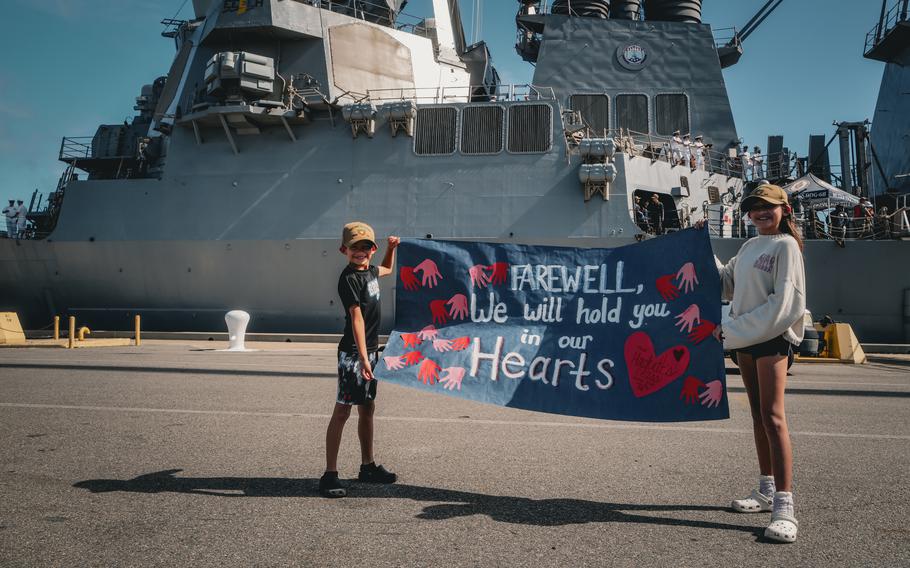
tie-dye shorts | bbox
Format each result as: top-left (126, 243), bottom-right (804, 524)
top-left (336, 350), bottom-right (379, 405)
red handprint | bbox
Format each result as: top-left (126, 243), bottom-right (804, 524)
top-left (680, 376), bottom-right (706, 405)
top-left (400, 266), bottom-right (420, 291)
top-left (656, 274), bottom-right (680, 301)
top-left (447, 293), bottom-right (469, 320)
top-left (418, 358), bottom-right (441, 385)
top-left (414, 259), bottom-right (442, 288)
top-left (430, 299), bottom-right (449, 325)
top-left (401, 351), bottom-right (424, 366)
top-left (688, 320), bottom-right (717, 345)
top-left (469, 264), bottom-right (491, 289)
top-left (488, 262), bottom-right (509, 286)
top-left (401, 333), bottom-right (422, 348)
top-left (450, 336), bottom-right (471, 351)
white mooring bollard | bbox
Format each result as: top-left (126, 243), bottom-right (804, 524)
top-left (224, 310), bottom-right (251, 351)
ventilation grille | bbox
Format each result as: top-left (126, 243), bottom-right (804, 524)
top-left (571, 94), bottom-right (610, 134)
top-left (615, 94), bottom-right (649, 134)
top-left (507, 104), bottom-right (552, 153)
top-left (654, 94), bottom-right (689, 136)
top-left (461, 106), bottom-right (504, 154)
top-left (415, 107), bottom-right (458, 155)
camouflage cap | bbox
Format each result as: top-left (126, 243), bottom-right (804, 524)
top-left (341, 221), bottom-right (376, 248)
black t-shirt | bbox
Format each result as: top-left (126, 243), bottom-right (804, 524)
top-left (338, 264), bottom-right (381, 353)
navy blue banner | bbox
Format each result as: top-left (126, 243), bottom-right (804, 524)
top-left (378, 229), bottom-right (728, 422)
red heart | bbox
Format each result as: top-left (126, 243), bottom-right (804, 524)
top-left (624, 332), bottom-right (691, 398)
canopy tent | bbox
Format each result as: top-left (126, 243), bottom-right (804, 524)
top-left (782, 173), bottom-right (860, 205)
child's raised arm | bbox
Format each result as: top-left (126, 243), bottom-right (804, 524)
top-left (378, 236), bottom-right (400, 277)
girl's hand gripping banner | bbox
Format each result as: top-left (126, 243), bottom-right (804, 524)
top-left (379, 229), bottom-right (729, 422)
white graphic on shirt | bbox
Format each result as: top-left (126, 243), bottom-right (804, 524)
top-left (367, 278), bottom-right (380, 300)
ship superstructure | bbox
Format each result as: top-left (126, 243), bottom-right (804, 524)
top-left (2, 0), bottom-right (909, 343)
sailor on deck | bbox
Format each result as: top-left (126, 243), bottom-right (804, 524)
top-left (739, 144), bottom-right (753, 180)
top-left (694, 135), bottom-right (706, 169)
top-left (671, 130), bottom-right (683, 165)
top-left (682, 134), bottom-right (692, 168)
top-left (3, 200), bottom-right (15, 238)
top-left (15, 200), bottom-right (27, 239)
top-left (753, 146), bottom-right (764, 180)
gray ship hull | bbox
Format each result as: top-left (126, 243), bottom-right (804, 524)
top-left (2, 234), bottom-right (908, 343)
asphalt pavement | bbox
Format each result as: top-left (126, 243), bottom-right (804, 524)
top-left (1, 341), bottom-right (908, 567)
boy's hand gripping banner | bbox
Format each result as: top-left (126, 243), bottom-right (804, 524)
top-left (379, 229), bottom-right (728, 422)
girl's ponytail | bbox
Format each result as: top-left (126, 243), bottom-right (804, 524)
top-left (779, 206), bottom-right (804, 252)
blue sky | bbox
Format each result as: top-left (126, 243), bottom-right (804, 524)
top-left (0, 0), bottom-right (887, 208)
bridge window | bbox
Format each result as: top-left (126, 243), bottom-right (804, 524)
top-left (654, 94), bottom-right (690, 136)
top-left (570, 94), bottom-right (610, 134)
top-left (615, 94), bottom-right (649, 134)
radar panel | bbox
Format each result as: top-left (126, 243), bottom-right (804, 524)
top-left (414, 107), bottom-right (458, 156)
top-left (461, 106), bottom-right (504, 155)
top-left (507, 104), bottom-right (552, 154)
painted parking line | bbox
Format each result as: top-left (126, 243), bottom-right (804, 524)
top-left (2, 402), bottom-right (908, 441)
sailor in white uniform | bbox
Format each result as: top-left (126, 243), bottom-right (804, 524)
top-left (3, 200), bottom-right (15, 238)
top-left (15, 200), bottom-right (27, 239)
top-left (739, 144), bottom-right (752, 180)
top-left (753, 146), bottom-right (764, 180)
top-left (682, 134), bottom-right (692, 168)
top-left (671, 130), bottom-right (683, 165)
top-left (694, 135), bottom-right (706, 169)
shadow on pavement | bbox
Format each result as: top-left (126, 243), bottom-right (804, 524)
top-left (73, 469), bottom-right (761, 535)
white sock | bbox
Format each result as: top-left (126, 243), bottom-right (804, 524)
top-left (759, 475), bottom-right (776, 498)
top-left (773, 491), bottom-right (795, 517)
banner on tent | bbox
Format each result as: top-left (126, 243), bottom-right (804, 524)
top-left (377, 229), bottom-right (729, 422)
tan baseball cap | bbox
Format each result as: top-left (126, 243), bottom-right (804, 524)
top-left (742, 184), bottom-right (788, 211)
top-left (341, 221), bottom-right (376, 248)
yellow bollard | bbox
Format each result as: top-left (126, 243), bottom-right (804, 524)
top-left (78, 326), bottom-right (91, 341)
top-left (68, 316), bottom-right (75, 349)
top-left (134, 314), bottom-right (141, 347)
top-left (53, 316), bottom-right (60, 340)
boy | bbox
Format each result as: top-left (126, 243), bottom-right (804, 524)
top-left (320, 221), bottom-right (399, 498)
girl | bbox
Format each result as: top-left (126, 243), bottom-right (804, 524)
top-left (708, 183), bottom-right (806, 543)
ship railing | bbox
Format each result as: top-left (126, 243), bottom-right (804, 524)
top-left (59, 137), bottom-right (93, 161)
top-left (866, 0), bottom-right (910, 54)
top-left (713, 26), bottom-right (739, 48)
top-left (803, 207), bottom-right (910, 241)
top-left (312, 0), bottom-right (425, 31)
top-left (363, 84), bottom-right (557, 104)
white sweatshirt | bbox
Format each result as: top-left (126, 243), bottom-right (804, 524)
top-left (715, 233), bottom-right (806, 350)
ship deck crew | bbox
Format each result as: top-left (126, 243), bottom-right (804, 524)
top-left (671, 130), bottom-right (683, 165)
top-left (15, 200), bottom-right (27, 239)
top-left (2, 200), bottom-right (14, 238)
top-left (740, 145), bottom-right (753, 181)
top-left (647, 194), bottom-right (665, 234)
top-left (700, 184), bottom-right (806, 544)
top-left (682, 134), bottom-right (692, 168)
top-left (694, 135), bottom-right (705, 169)
top-left (753, 146), bottom-right (764, 179)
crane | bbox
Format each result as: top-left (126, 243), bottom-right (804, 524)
top-left (717, 0), bottom-right (786, 69)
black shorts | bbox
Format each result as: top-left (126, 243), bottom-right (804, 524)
top-left (336, 350), bottom-right (379, 405)
top-left (735, 335), bottom-right (794, 360)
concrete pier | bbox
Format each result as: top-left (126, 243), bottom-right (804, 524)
top-left (1, 341), bottom-right (908, 566)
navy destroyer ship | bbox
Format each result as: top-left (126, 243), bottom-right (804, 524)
top-left (2, 0), bottom-right (909, 342)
